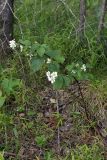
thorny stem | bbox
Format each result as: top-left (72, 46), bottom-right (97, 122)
top-left (73, 76), bottom-right (90, 120)
top-left (55, 91), bottom-right (61, 155)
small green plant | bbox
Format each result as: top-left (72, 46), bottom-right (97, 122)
top-left (44, 151), bottom-right (53, 160)
top-left (0, 65), bottom-right (23, 109)
top-left (0, 78), bottom-right (22, 109)
top-left (11, 39), bottom-right (92, 90)
top-left (1, 78), bottom-right (21, 95)
top-left (71, 144), bottom-right (104, 160)
top-left (35, 135), bottom-right (47, 147)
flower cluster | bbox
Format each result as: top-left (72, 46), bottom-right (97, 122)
top-left (71, 63), bottom-right (86, 74)
top-left (9, 39), bottom-right (16, 50)
top-left (9, 39), bottom-right (23, 53)
top-left (46, 71), bottom-right (58, 84)
top-left (81, 64), bottom-right (86, 72)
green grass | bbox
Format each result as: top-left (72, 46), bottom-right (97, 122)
top-left (0, 0), bottom-right (107, 159)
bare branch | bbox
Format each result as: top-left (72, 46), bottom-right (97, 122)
top-left (98, 0), bottom-right (107, 37)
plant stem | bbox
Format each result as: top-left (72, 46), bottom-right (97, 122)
top-left (56, 91), bottom-right (61, 155)
top-left (73, 77), bottom-right (89, 120)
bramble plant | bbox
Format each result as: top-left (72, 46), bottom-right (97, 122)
top-left (0, 77), bottom-right (21, 108)
top-left (0, 63), bottom-right (22, 108)
top-left (9, 39), bottom-right (92, 90)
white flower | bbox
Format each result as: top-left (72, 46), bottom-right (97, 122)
top-left (9, 39), bottom-right (16, 49)
top-left (81, 64), bottom-right (86, 72)
top-left (51, 77), bottom-right (55, 84)
top-left (20, 45), bottom-right (23, 52)
top-left (71, 70), bottom-right (76, 74)
top-left (46, 71), bottom-right (51, 81)
top-left (51, 72), bottom-right (57, 77)
top-left (47, 58), bottom-right (51, 64)
top-left (46, 71), bottom-right (58, 84)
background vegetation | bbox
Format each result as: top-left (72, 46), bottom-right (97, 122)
top-left (0, 0), bottom-right (107, 159)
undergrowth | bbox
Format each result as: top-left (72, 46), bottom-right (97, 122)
top-left (0, 0), bottom-right (107, 159)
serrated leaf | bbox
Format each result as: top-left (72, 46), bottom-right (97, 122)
top-left (46, 50), bottom-right (60, 58)
top-left (66, 64), bottom-right (74, 71)
top-left (54, 54), bottom-right (65, 63)
top-left (37, 46), bottom-right (45, 57)
top-left (48, 63), bottom-right (60, 72)
top-left (31, 43), bottom-right (40, 52)
top-left (46, 50), bottom-right (64, 63)
top-left (41, 44), bottom-right (48, 49)
top-left (31, 58), bottom-right (44, 72)
top-left (19, 40), bottom-right (31, 46)
top-left (53, 75), bottom-right (64, 89)
top-left (1, 78), bottom-right (21, 94)
top-left (63, 76), bottom-right (71, 87)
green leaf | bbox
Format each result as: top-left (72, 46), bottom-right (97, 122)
top-left (48, 63), bottom-right (60, 72)
top-left (19, 40), bottom-right (31, 46)
top-left (54, 54), bottom-right (65, 63)
top-left (77, 71), bottom-right (82, 79)
top-left (0, 96), bottom-right (6, 108)
top-left (53, 75), bottom-right (64, 89)
top-left (1, 78), bottom-right (21, 94)
top-left (41, 44), bottom-right (49, 49)
top-left (66, 64), bottom-right (74, 71)
top-left (46, 50), bottom-right (65, 63)
top-left (63, 76), bottom-right (71, 87)
top-left (46, 50), bottom-right (60, 58)
top-left (31, 43), bottom-right (40, 52)
top-left (31, 58), bottom-right (44, 72)
top-left (37, 46), bottom-right (45, 57)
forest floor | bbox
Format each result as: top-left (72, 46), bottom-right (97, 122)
top-left (1, 77), bottom-right (107, 160)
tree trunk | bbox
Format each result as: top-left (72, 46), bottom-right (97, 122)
top-left (98, 0), bottom-right (107, 38)
top-left (0, 0), bottom-right (14, 55)
top-left (78, 0), bottom-right (86, 40)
